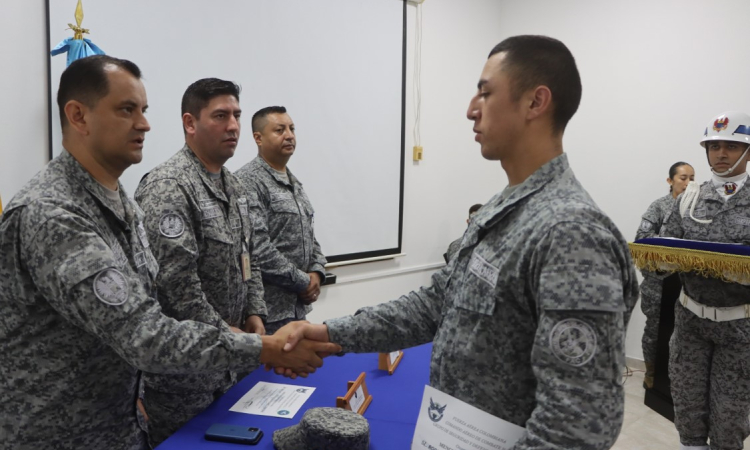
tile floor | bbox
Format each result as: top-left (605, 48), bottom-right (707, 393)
top-left (612, 366), bottom-right (750, 449)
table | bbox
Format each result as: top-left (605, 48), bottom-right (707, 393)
top-left (157, 343), bottom-right (432, 449)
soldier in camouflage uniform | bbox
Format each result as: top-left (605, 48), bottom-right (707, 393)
top-left (235, 106), bottom-right (327, 334)
top-left (281, 36), bottom-right (639, 449)
top-left (135, 78), bottom-right (267, 447)
top-left (661, 111), bottom-right (750, 450)
top-left (636, 162), bottom-right (693, 388)
top-left (0, 55), bottom-right (339, 450)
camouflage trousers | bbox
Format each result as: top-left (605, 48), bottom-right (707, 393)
top-left (143, 371), bottom-right (235, 448)
top-left (669, 302), bottom-right (750, 450)
top-left (640, 274), bottom-right (663, 364)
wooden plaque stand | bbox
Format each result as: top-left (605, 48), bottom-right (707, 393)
top-left (378, 350), bottom-right (404, 375)
top-left (336, 372), bottom-right (372, 415)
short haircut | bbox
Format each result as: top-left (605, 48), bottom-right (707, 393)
top-left (57, 55), bottom-right (142, 128)
top-left (181, 78), bottom-right (241, 124)
top-left (252, 106), bottom-right (288, 133)
top-left (489, 35), bottom-right (582, 134)
top-left (469, 204), bottom-right (482, 215)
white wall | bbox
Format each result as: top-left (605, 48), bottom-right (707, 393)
top-left (13, 0), bottom-right (748, 362)
top-left (0, 1), bottom-right (49, 206)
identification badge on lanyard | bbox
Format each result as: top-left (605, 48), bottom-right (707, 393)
top-left (241, 239), bottom-right (251, 281)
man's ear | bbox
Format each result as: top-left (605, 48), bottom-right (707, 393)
top-left (183, 113), bottom-right (196, 137)
top-left (64, 100), bottom-right (90, 136)
top-left (253, 131), bottom-right (263, 146)
top-left (526, 85), bottom-right (552, 121)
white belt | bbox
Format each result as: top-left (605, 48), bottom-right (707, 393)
top-left (680, 291), bottom-right (750, 322)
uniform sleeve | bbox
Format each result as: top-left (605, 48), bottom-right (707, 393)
top-left (325, 262), bottom-right (450, 352)
top-left (135, 178), bottom-right (224, 326)
top-left (244, 180), bottom-right (310, 293)
top-left (635, 198), bottom-right (665, 240)
top-left (308, 235), bottom-right (327, 282)
top-left (245, 223), bottom-right (267, 319)
top-left (513, 221), bottom-right (633, 450)
top-left (19, 203), bottom-right (262, 374)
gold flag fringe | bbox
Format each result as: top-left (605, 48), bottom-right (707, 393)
top-left (629, 243), bottom-right (750, 283)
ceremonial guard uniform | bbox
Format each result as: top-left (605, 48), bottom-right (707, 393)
top-left (326, 154), bottom-right (639, 449)
top-left (661, 111), bottom-right (750, 450)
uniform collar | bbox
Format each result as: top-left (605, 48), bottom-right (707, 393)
top-left (60, 149), bottom-right (135, 227)
top-left (182, 145), bottom-right (233, 202)
top-left (474, 153), bottom-right (569, 230)
top-left (255, 155), bottom-right (300, 187)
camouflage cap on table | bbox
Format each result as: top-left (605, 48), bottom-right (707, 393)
top-left (273, 407), bottom-right (369, 450)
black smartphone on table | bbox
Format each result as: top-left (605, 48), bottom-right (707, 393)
top-left (205, 423), bottom-right (263, 445)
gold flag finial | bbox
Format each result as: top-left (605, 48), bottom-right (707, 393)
top-left (75, 0), bottom-right (84, 28)
top-left (67, 0), bottom-right (89, 40)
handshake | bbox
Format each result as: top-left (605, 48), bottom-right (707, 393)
top-left (259, 321), bottom-right (340, 378)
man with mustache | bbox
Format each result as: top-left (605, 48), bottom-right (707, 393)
top-left (236, 107), bottom-right (327, 335)
top-left (134, 78), bottom-right (268, 447)
top-left (0, 57), bottom-right (339, 450)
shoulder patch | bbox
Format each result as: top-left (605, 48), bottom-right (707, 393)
top-left (93, 268), bottom-right (130, 306)
top-left (159, 213), bottom-right (185, 238)
top-left (549, 318), bottom-right (597, 367)
top-left (639, 219), bottom-right (653, 232)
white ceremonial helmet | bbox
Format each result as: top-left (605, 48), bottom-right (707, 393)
top-left (700, 111), bottom-right (750, 176)
top-left (700, 111), bottom-right (750, 148)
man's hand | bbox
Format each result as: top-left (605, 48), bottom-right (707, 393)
top-left (244, 315), bottom-right (266, 335)
top-left (267, 323), bottom-right (336, 378)
top-left (299, 272), bottom-right (321, 304)
top-left (260, 321), bottom-right (340, 378)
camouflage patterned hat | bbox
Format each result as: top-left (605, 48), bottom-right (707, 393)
top-left (273, 407), bottom-right (369, 450)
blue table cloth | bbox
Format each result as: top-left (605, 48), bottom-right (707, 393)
top-left (157, 343), bottom-right (432, 449)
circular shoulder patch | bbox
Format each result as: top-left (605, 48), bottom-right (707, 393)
top-left (93, 268), bottom-right (130, 306)
top-left (159, 213), bottom-right (185, 238)
top-left (639, 219), bottom-right (653, 232)
top-left (549, 318), bottom-right (597, 367)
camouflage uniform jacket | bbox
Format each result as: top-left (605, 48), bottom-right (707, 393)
top-left (135, 145), bottom-right (265, 328)
top-left (135, 145), bottom-right (266, 393)
top-left (327, 154), bottom-right (639, 449)
top-left (661, 181), bottom-right (750, 307)
top-left (235, 156), bottom-right (326, 322)
top-left (636, 193), bottom-right (675, 240)
top-left (0, 150), bottom-right (263, 449)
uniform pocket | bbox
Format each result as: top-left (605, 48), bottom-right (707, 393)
top-left (453, 275), bottom-right (496, 316)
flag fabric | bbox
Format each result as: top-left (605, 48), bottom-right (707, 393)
top-left (630, 237), bottom-right (750, 282)
top-left (50, 37), bottom-right (105, 67)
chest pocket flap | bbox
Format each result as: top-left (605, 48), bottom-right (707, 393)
top-left (452, 251), bottom-right (498, 316)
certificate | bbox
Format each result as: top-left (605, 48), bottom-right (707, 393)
top-left (229, 381), bottom-right (315, 419)
top-left (411, 385), bottom-right (525, 450)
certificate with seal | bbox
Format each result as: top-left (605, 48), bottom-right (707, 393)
top-left (229, 382), bottom-right (315, 419)
top-left (411, 385), bottom-right (525, 450)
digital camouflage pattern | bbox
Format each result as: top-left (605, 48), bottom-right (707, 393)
top-left (327, 154), bottom-right (639, 449)
top-left (135, 145), bottom-right (266, 445)
top-left (635, 194), bottom-right (676, 364)
top-left (235, 156), bottom-right (326, 325)
top-left (0, 150), bottom-right (263, 449)
top-left (662, 180), bottom-right (750, 449)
